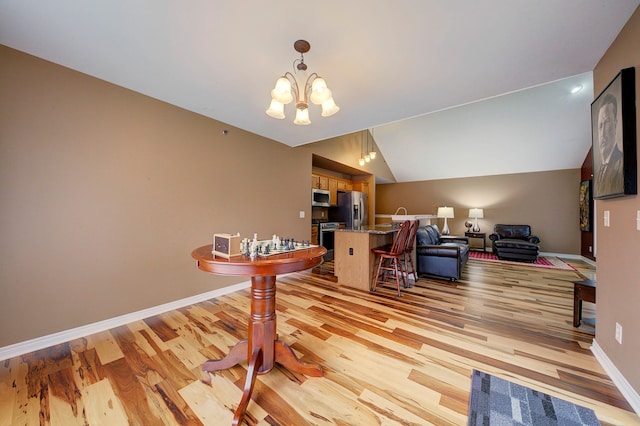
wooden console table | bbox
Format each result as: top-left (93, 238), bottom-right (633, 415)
top-left (191, 244), bottom-right (326, 425)
top-left (573, 279), bottom-right (596, 327)
top-left (465, 231), bottom-right (486, 252)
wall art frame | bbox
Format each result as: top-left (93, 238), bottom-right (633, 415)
top-left (591, 67), bottom-right (637, 199)
top-left (579, 179), bottom-right (592, 232)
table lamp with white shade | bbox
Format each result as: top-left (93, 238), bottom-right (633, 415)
top-left (469, 208), bottom-right (484, 232)
top-left (437, 206), bottom-right (454, 235)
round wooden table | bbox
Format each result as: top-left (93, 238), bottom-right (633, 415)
top-left (191, 244), bottom-right (326, 425)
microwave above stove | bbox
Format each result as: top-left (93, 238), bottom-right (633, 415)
top-left (312, 188), bottom-right (331, 207)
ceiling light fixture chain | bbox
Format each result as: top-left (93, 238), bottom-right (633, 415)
top-left (358, 130), bottom-right (367, 166)
top-left (364, 133), bottom-right (371, 163)
top-left (266, 39), bottom-right (339, 125)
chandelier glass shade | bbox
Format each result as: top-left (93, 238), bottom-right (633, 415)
top-left (266, 40), bottom-right (339, 125)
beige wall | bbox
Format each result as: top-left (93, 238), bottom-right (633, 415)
top-left (592, 7), bottom-right (640, 393)
top-left (376, 169), bottom-right (581, 254)
top-left (0, 45), bottom-right (311, 347)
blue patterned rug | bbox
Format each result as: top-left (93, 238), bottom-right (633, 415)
top-left (468, 370), bottom-right (601, 425)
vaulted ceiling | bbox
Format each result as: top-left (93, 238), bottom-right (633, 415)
top-left (1, 1), bottom-right (638, 182)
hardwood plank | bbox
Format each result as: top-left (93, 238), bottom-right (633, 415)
top-left (102, 357), bottom-right (165, 425)
top-left (82, 378), bottom-right (130, 425)
top-left (89, 331), bottom-right (125, 365)
top-left (47, 367), bottom-right (83, 419)
top-left (2, 257), bottom-right (638, 425)
top-left (0, 359), bottom-right (18, 425)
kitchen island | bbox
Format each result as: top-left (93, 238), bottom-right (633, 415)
top-left (334, 225), bottom-right (398, 292)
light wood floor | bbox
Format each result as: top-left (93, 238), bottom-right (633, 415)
top-left (2, 257), bottom-right (639, 425)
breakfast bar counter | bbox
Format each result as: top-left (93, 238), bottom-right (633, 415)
top-left (334, 226), bottom-right (398, 291)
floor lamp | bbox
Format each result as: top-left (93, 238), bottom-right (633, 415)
top-left (437, 206), bottom-right (454, 235)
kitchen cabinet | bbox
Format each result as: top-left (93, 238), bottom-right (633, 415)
top-left (353, 181), bottom-right (368, 194)
top-left (313, 173), bottom-right (350, 196)
top-left (328, 178), bottom-right (338, 205)
top-left (336, 180), bottom-right (352, 191)
top-left (319, 176), bottom-right (329, 190)
top-left (311, 225), bottom-right (318, 245)
top-left (313, 172), bottom-right (359, 204)
top-left (311, 174), bottom-right (329, 190)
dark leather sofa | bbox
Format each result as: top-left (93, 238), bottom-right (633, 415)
top-left (416, 224), bottom-right (469, 281)
top-left (489, 224), bottom-right (540, 262)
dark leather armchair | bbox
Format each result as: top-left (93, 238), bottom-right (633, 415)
top-left (416, 224), bottom-right (469, 281)
top-left (489, 224), bottom-right (540, 262)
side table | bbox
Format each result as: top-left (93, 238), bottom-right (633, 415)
top-left (192, 244), bottom-right (326, 425)
top-left (465, 232), bottom-right (486, 252)
top-left (573, 279), bottom-right (596, 327)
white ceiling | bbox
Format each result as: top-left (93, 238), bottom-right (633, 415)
top-left (1, 1), bottom-right (639, 182)
top-left (377, 72), bottom-right (595, 182)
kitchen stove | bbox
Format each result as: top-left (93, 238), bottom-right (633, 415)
top-left (319, 222), bottom-right (341, 261)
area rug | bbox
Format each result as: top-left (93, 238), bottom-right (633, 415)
top-left (468, 370), bottom-right (600, 425)
top-left (468, 251), bottom-right (575, 271)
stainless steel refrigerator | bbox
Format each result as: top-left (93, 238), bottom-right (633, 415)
top-left (333, 191), bottom-right (368, 229)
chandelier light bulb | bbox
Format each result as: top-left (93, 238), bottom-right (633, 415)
top-left (365, 154), bottom-right (371, 163)
top-left (359, 157), bottom-right (365, 166)
top-left (369, 151), bottom-right (377, 159)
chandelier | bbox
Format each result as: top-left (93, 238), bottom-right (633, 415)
top-left (358, 130), bottom-right (377, 166)
top-left (266, 40), bottom-right (339, 125)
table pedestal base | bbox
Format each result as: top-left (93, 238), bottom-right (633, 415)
top-left (200, 275), bottom-right (322, 425)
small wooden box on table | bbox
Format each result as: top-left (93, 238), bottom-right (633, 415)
top-left (572, 279), bottom-right (596, 327)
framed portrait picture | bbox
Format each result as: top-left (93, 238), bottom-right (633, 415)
top-left (591, 67), bottom-right (637, 199)
top-left (579, 180), bottom-right (591, 232)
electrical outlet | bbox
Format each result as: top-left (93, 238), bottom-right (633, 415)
top-left (604, 210), bottom-right (610, 227)
top-left (636, 210), bottom-right (640, 231)
top-left (299, 210), bottom-right (305, 218)
top-left (615, 323), bottom-right (623, 344)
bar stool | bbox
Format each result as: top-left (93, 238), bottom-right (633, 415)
top-left (371, 220), bottom-right (410, 296)
top-left (402, 220), bottom-right (420, 284)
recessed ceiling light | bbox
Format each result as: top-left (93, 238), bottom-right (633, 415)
top-left (571, 85), bottom-right (583, 94)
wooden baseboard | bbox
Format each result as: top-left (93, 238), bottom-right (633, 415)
top-left (0, 280), bottom-right (251, 362)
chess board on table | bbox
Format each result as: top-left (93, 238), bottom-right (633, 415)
top-left (254, 240), bottom-right (318, 257)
